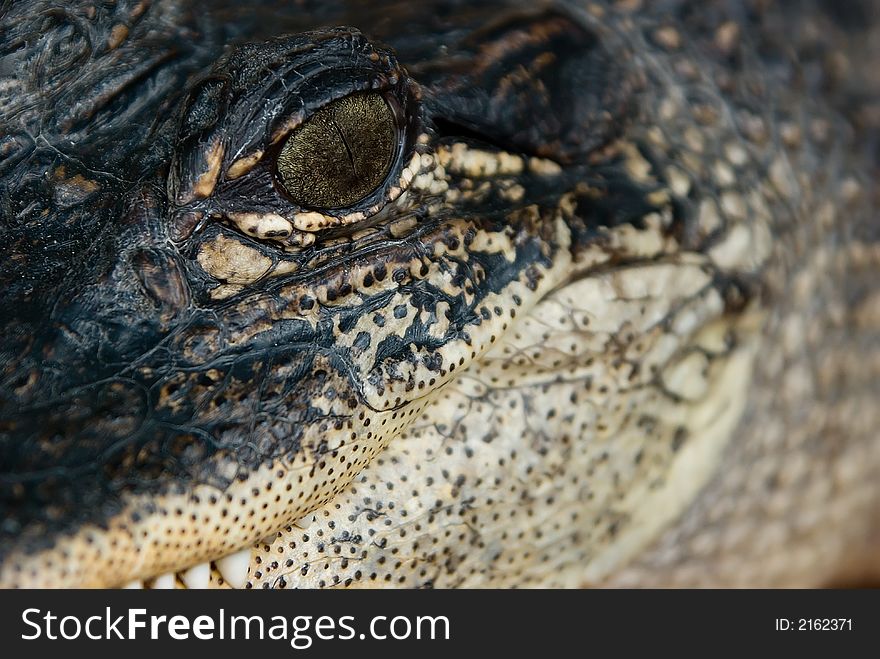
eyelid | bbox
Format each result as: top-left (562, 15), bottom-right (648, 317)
top-left (170, 39), bottom-right (424, 250)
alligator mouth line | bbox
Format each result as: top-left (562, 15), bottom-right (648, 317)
top-left (122, 547), bottom-right (251, 589)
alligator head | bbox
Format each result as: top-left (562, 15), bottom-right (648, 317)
top-left (1, 0), bottom-right (878, 588)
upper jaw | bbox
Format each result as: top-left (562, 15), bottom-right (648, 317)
top-left (0, 451), bottom-right (354, 588)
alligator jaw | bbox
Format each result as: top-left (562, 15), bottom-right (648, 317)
top-left (0, 454), bottom-right (388, 588)
top-left (122, 548), bottom-right (251, 589)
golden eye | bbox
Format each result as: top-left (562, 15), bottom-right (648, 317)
top-left (276, 92), bottom-right (398, 209)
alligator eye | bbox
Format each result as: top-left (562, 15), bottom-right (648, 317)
top-left (276, 92), bottom-right (398, 209)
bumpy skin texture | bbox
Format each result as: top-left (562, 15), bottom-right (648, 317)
top-left (0, 0), bottom-right (878, 588)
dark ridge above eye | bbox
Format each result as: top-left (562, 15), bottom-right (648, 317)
top-left (276, 92), bottom-right (398, 210)
top-left (420, 9), bottom-right (637, 164)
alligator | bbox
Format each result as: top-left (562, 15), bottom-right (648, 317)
top-left (0, 0), bottom-right (878, 589)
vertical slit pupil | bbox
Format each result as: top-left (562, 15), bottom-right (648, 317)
top-left (276, 92), bottom-right (397, 209)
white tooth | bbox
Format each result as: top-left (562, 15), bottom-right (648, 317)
top-left (215, 548), bottom-right (251, 589)
top-left (180, 562), bottom-right (211, 589)
top-left (122, 580), bottom-right (144, 589)
top-left (150, 573), bottom-right (176, 589)
top-left (293, 514), bottom-right (314, 529)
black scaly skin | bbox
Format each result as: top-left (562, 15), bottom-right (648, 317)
top-left (0, 1), bottom-right (877, 587)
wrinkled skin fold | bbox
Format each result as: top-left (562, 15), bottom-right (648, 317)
top-left (0, 0), bottom-right (878, 588)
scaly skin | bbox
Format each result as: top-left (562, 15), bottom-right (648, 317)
top-left (0, 0), bottom-right (877, 588)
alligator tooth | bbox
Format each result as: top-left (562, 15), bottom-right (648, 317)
top-left (122, 580), bottom-right (144, 589)
top-left (150, 572), bottom-right (176, 589)
top-left (180, 562), bottom-right (211, 589)
top-left (293, 513), bottom-right (314, 529)
top-left (215, 548), bottom-right (251, 589)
